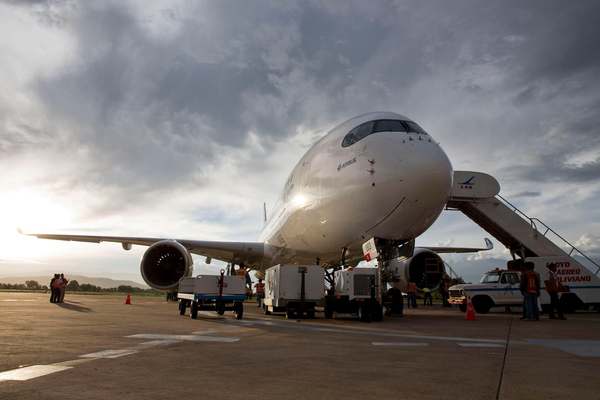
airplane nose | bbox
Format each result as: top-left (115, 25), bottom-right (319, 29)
top-left (397, 141), bottom-right (453, 208)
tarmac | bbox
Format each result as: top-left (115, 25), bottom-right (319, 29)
top-left (2, 292), bottom-right (600, 400)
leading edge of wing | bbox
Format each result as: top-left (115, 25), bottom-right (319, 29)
top-left (17, 228), bottom-right (265, 266)
top-left (420, 237), bottom-right (493, 254)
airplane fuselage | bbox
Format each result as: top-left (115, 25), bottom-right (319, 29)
top-left (258, 112), bottom-right (453, 269)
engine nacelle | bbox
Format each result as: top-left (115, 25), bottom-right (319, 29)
top-left (389, 249), bottom-right (445, 293)
top-left (140, 240), bottom-right (194, 291)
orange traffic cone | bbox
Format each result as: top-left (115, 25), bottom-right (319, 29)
top-left (465, 296), bottom-right (477, 320)
top-left (125, 293), bottom-right (131, 305)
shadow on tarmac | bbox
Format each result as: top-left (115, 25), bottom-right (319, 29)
top-left (55, 301), bottom-right (93, 313)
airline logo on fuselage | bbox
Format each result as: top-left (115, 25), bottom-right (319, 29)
top-left (459, 175), bottom-right (475, 189)
top-left (338, 158), bottom-right (357, 171)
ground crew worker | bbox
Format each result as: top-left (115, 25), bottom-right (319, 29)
top-left (444, 279), bottom-right (452, 307)
top-left (544, 263), bottom-right (566, 320)
top-left (406, 280), bottom-right (417, 308)
top-left (519, 262), bottom-right (540, 321)
top-left (423, 287), bottom-right (433, 306)
top-left (49, 274), bottom-right (58, 303)
top-left (256, 279), bottom-right (265, 307)
top-left (59, 273), bottom-right (68, 303)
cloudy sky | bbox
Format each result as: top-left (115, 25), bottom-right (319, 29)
top-left (1, 0), bottom-right (599, 284)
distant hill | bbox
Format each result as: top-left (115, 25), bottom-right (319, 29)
top-left (0, 274), bottom-right (149, 289)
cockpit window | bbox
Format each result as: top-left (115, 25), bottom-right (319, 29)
top-left (405, 121), bottom-right (427, 134)
top-left (375, 120), bottom-right (407, 132)
top-left (341, 125), bottom-right (360, 147)
top-left (341, 119), bottom-right (427, 147)
top-left (352, 121), bottom-right (374, 143)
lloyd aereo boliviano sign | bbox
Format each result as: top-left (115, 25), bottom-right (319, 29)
top-left (362, 238), bottom-right (378, 262)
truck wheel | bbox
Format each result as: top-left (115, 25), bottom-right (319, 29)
top-left (358, 304), bottom-right (370, 322)
top-left (307, 310), bottom-right (315, 319)
top-left (190, 301), bottom-right (198, 319)
top-left (179, 300), bottom-right (187, 315)
top-left (459, 304), bottom-right (467, 313)
top-left (472, 297), bottom-right (492, 314)
top-left (324, 305), bottom-right (333, 319)
top-left (235, 301), bottom-right (244, 320)
top-left (285, 308), bottom-right (295, 319)
top-left (263, 304), bottom-right (271, 315)
top-left (371, 304), bottom-right (383, 322)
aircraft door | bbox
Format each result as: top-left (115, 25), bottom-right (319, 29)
top-left (299, 144), bottom-right (317, 188)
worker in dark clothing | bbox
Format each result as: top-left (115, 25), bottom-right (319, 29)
top-left (544, 263), bottom-right (566, 320)
top-left (520, 262), bottom-right (540, 321)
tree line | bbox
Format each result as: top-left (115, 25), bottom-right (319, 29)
top-left (0, 280), bottom-right (158, 293)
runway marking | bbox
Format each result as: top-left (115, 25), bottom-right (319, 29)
top-left (525, 339), bottom-right (600, 357)
top-left (233, 319), bottom-right (519, 344)
top-left (141, 340), bottom-right (182, 346)
top-left (80, 349), bottom-right (139, 359)
top-left (373, 342), bottom-right (428, 347)
top-left (458, 343), bottom-right (505, 348)
top-left (126, 333), bottom-right (240, 343)
top-left (0, 365), bottom-right (72, 381)
top-left (191, 330), bottom-right (219, 335)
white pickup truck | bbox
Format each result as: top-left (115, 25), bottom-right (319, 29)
top-left (448, 256), bottom-right (600, 314)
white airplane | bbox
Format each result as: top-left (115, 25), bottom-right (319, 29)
top-left (20, 112), bottom-right (492, 292)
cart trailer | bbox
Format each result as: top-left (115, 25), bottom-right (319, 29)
top-left (324, 267), bottom-right (383, 322)
top-left (263, 264), bottom-right (326, 319)
top-left (178, 270), bottom-right (246, 320)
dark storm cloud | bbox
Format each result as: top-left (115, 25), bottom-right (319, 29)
top-left (5, 0), bottom-right (600, 215)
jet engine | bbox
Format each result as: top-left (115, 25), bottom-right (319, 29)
top-left (140, 240), bottom-right (194, 291)
top-left (389, 249), bottom-right (445, 293)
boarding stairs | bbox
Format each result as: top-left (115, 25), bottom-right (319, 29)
top-left (447, 171), bottom-right (600, 276)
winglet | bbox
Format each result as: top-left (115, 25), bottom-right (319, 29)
top-left (484, 238), bottom-right (493, 250)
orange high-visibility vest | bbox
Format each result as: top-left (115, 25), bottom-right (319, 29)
top-left (524, 271), bottom-right (538, 294)
top-left (236, 269), bottom-right (248, 278)
top-left (546, 271), bottom-right (559, 292)
top-left (407, 282), bottom-right (416, 293)
top-left (256, 282), bottom-right (265, 295)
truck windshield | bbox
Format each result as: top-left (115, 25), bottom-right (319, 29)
top-left (480, 272), bottom-right (500, 284)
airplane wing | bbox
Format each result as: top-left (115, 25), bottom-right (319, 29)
top-left (420, 238), bottom-right (493, 253)
top-left (17, 228), bottom-right (265, 267)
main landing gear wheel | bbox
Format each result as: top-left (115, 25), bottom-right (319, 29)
top-left (234, 301), bottom-right (244, 320)
top-left (179, 300), bottom-right (187, 316)
top-left (190, 301), bottom-right (198, 319)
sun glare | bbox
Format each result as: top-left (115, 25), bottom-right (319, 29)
top-left (0, 189), bottom-right (74, 261)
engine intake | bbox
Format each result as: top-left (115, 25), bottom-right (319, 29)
top-left (140, 240), bottom-right (193, 291)
top-left (389, 249), bottom-right (445, 293)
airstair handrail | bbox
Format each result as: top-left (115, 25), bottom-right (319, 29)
top-left (497, 195), bottom-right (600, 275)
